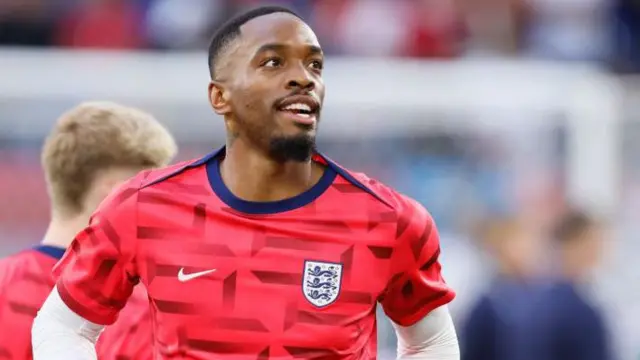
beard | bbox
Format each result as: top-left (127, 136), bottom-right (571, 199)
top-left (268, 133), bottom-right (316, 162)
top-left (234, 105), bottom-right (319, 162)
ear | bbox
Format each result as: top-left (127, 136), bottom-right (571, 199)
top-left (208, 81), bottom-right (232, 115)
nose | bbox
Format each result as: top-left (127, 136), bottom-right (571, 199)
top-left (286, 64), bottom-right (315, 92)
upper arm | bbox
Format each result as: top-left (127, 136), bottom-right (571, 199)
top-left (54, 180), bottom-right (141, 326)
top-left (393, 305), bottom-right (459, 359)
top-left (0, 261), bottom-right (46, 359)
top-left (380, 197), bottom-right (455, 326)
top-left (31, 287), bottom-right (103, 359)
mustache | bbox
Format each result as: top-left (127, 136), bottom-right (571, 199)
top-left (274, 90), bottom-right (321, 107)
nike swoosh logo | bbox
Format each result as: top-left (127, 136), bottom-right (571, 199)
top-left (177, 268), bottom-right (216, 282)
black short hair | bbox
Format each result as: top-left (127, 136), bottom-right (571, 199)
top-left (207, 5), bottom-right (301, 80)
top-left (553, 210), bottom-right (597, 244)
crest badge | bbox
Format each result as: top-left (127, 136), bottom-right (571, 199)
top-left (302, 260), bottom-right (343, 308)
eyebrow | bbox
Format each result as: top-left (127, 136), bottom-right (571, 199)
top-left (254, 43), bottom-right (323, 56)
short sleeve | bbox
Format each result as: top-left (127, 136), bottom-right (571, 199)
top-left (54, 180), bottom-right (141, 325)
top-left (380, 197), bottom-right (455, 326)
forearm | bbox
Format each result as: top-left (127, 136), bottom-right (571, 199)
top-left (32, 286), bottom-right (104, 360)
top-left (392, 305), bottom-right (460, 360)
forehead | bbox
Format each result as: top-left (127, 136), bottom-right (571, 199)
top-left (238, 13), bottom-right (320, 51)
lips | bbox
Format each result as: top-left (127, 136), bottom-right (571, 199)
top-left (276, 95), bottom-right (320, 116)
top-left (275, 94), bottom-right (320, 126)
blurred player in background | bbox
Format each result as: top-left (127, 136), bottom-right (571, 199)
top-left (0, 102), bottom-right (176, 359)
top-left (526, 210), bottom-right (613, 360)
top-left (460, 216), bottom-right (542, 360)
top-left (32, 5), bottom-right (459, 360)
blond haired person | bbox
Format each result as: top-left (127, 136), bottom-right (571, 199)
top-left (0, 102), bottom-right (176, 360)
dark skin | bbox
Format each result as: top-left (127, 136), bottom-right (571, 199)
top-left (208, 13), bottom-right (326, 203)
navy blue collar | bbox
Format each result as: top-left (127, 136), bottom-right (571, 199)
top-left (206, 155), bottom-right (337, 215)
top-left (34, 245), bottom-right (66, 260)
top-left (144, 146), bottom-right (389, 213)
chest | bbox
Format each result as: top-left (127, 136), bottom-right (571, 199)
top-left (135, 204), bottom-right (395, 322)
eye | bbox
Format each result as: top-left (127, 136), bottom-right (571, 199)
top-left (309, 60), bottom-right (323, 71)
top-left (262, 58), bottom-right (283, 68)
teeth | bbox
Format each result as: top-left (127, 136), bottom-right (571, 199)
top-left (283, 103), bottom-right (312, 112)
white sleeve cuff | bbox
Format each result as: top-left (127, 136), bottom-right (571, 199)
top-left (32, 286), bottom-right (104, 359)
top-left (391, 305), bottom-right (460, 360)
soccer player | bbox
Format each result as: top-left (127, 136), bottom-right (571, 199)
top-left (0, 101), bottom-right (176, 359)
top-left (32, 6), bottom-right (459, 360)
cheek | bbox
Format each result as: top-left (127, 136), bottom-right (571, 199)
top-left (316, 80), bottom-right (326, 98)
top-left (241, 98), bottom-right (260, 115)
top-left (590, 240), bottom-right (604, 260)
top-left (236, 86), bottom-right (272, 114)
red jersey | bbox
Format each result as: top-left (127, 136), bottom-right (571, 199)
top-left (0, 245), bottom-right (152, 359)
top-left (55, 147), bottom-right (455, 360)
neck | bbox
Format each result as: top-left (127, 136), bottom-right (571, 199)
top-left (557, 248), bottom-right (590, 283)
top-left (41, 213), bottom-right (91, 249)
top-left (496, 262), bottom-right (529, 282)
top-left (220, 139), bottom-right (323, 202)
top-left (559, 259), bottom-right (587, 283)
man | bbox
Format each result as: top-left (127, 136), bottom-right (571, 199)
top-left (32, 6), bottom-right (459, 359)
top-left (0, 101), bottom-right (177, 359)
top-left (460, 216), bottom-right (542, 360)
top-left (525, 210), bottom-right (613, 360)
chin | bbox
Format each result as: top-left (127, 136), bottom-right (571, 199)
top-left (268, 134), bottom-right (316, 162)
top-left (290, 126), bottom-right (316, 140)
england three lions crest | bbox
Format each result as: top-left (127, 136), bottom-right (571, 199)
top-left (303, 260), bottom-right (343, 308)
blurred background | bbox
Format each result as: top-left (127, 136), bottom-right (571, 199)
top-left (0, 0), bottom-right (639, 359)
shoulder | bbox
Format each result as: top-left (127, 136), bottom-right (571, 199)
top-left (0, 250), bottom-right (55, 309)
top-left (536, 283), bottom-right (584, 309)
top-left (340, 167), bottom-right (433, 232)
top-left (96, 159), bottom-right (201, 213)
top-left (528, 283), bottom-right (589, 328)
top-left (138, 159), bottom-right (198, 189)
top-left (0, 253), bottom-right (27, 291)
top-left (0, 250), bottom-right (53, 286)
top-left (328, 162), bottom-right (436, 247)
top-left (462, 295), bottom-right (499, 332)
top-left (469, 294), bottom-right (497, 313)
top-left (337, 166), bottom-right (430, 218)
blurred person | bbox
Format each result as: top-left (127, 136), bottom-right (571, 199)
top-left (461, 0), bottom-right (527, 55)
top-left (54, 0), bottom-right (146, 49)
top-left (521, 0), bottom-right (611, 62)
top-left (307, 0), bottom-right (350, 54)
top-left (0, 0), bottom-right (55, 46)
top-left (612, 0), bottom-right (640, 72)
top-left (0, 102), bottom-right (177, 359)
top-left (32, 5), bottom-right (459, 360)
top-left (526, 210), bottom-right (613, 360)
top-left (335, 0), bottom-right (409, 56)
top-left (144, 0), bottom-right (224, 50)
top-left (403, 0), bottom-right (466, 58)
top-left (460, 216), bottom-right (542, 360)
